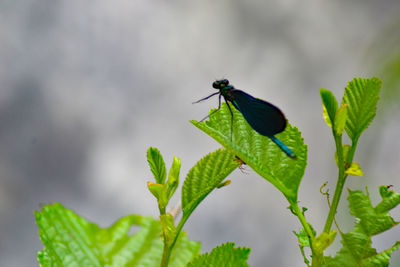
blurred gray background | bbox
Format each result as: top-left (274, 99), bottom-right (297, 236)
top-left (1, 1), bottom-right (400, 266)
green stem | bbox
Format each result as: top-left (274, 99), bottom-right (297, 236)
top-left (293, 204), bottom-right (315, 241)
top-left (290, 202), bottom-right (315, 265)
top-left (323, 135), bottom-right (359, 233)
top-left (323, 134), bottom-right (346, 233)
top-left (345, 137), bottom-right (358, 166)
top-left (161, 245), bottom-right (171, 267)
top-left (160, 212), bottom-right (190, 267)
top-left (170, 213), bottom-right (189, 250)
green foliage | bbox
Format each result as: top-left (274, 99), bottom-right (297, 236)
top-left (191, 103), bottom-right (307, 203)
top-left (334, 104), bottom-right (348, 136)
top-left (342, 77), bottom-right (381, 141)
top-left (322, 77), bottom-right (383, 239)
top-left (344, 162), bottom-right (364, 176)
top-left (147, 147), bottom-right (242, 266)
top-left (324, 186), bottom-right (400, 266)
top-left (35, 203), bottom-right (200, 267)
top-left (182, 148), bottom-right (240, 217)
top-left (35, 76), bottom-right (400, 267)
top-left (147, 147), bottom-right (167, 184)
top-left (293, 228), bottom-right (314, 265)
top-left (187, 242), bottom-right (250, 267)
top-left (376, 185), bottom-right (400, 212)
top-left (294, 228), bottom-right (312, 248)
top-left (148, 182), bottom-right (165, 203)
top-left (166, 156), bottom-right (181, 199)
top-left (146, 148), bottom-right (182, 215)
top-left (321, 88), bottom-right (339, 127)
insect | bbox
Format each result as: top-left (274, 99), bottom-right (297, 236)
top-left (235, 156), bottom-right (249, 173)
top-left (194, 79), bottom-right (296, 158)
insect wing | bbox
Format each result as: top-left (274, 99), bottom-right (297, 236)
top-left (231, 90), bottom-right (286, 136)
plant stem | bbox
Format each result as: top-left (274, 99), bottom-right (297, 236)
top-left (291, 202), bottom-right (315, 265)
top-left (293, 204), bottom-right (315, 241)
top-left (323, 134), bottom-right (346, 233)
top-left (345, 137), bottom-right (358, 167)
top-left (160, 212), bottom-right (190, 267)
top-left (323, 135), bottom-right (359, 233)
top-left (161, 244), bottom-right (171, 267)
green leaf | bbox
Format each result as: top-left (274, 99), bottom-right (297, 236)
top-left (345, 162), bottom-right (364, 176)
top-left (147, 182), bottom-right (164, 200)
top-left (342, 77), bottom-right (381, 141)
top-left (147, 147), bottom-right (167, 184)
top-left (324, 187), bottom-right (400, 266)
top-left (182, 148), bottom-right (240, 216)
top-left (322, 103), bottom-right (332, 127)
top-left (293, 228), bottom-right (311, 265)
top-left (187, 242), bottom-right (250, 267)
top-left (216, 179), bottom-right (231, 188)
top-left (191, 103), bottom-right (307, 203)
top-left (147, 182), bottom-right (168, 213)
top-left (375, 185), bottom-right (400, 213)
top-left (347, 189), bottom-right (399, 235)
top-left (334, 104), bottom-right (348, 135)
top-left (35, 203), bottom-right (200, 266)
top-left (320, 88), bottom-right (339, 128)
top-left (360, 241), bottom-right (400, 267)
top-left (166, 156), bottom-right (181, 199)
top-left (293, 228), bottom-right (311, 247)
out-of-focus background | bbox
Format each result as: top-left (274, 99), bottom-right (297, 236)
top-left (1, 1), bottom-right (400, 266)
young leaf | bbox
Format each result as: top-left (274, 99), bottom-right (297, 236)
top-left (322, 104), bottom-right (333, 127)
top-left (166, 156), bottom-right (181, 199)
top-left (187, 242), bottom-right (250, 267)
top-left (345, 162), bottom-right (364, 176)
top-left (147, 182), bottom-right (168, 213)
top-left (36, 203), bottom-right (200, 266)
top-left (375, 185), bottom-right (400, 213)
top-left (342, 77), bottom-right (382, 141)
top-left (147, 147), bottom-right (167, 184)
top-left (191, 103), bottom-right (307, 203)
top-left (324, 187), bottom-right (400, 266)
top-left (216, 179), bottom-right (231, 188)
top-left (147, 182), bottom-right (164, 200)
top-left (320, 88), bottom-right (339, 128)
top-left (181, 148), bottom-right (240, 217)
top-left (293, 228), bottom-right (311, 247)
top-left (293, 228), bottom-right (311, 265)
top-left (334, 104), bottom-right (348, 135)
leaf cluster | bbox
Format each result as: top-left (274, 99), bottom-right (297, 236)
top-left (35, 203), bottom-right (200, 266)
top-left (324, 186), bottom-right (400, 266)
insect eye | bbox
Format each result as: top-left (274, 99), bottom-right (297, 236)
top-left (212, 81), bottom-right (219, 89)
top-left (212, 79), bottom-right (230, 89)
top-left (221, 79), bottom-right (229, 86)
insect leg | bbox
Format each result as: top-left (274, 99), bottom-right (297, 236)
top-left (192, 92), bottom-right (220, 104)
top-left (223, 97), bottom-right (234, 141)
top-left (198, 94), bottom-right (222, 122)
